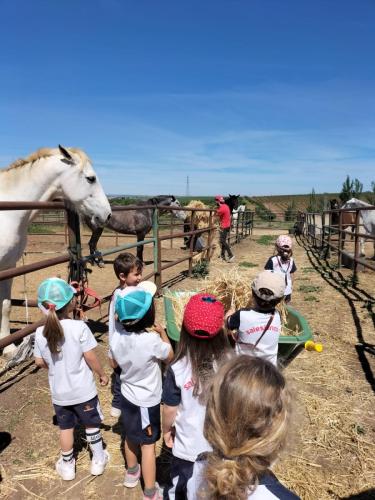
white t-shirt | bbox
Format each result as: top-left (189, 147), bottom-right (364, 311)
top-left (109, 326), bottom-right (171, 407)
top-left (227, 309), bottom-right (281, 366)
top-left (187, 459), bottom-right (299, 500)
top-left (162, 357), bottom-right (212, 462)
top-left (264, 256), bottom-right (296, 296)
top-left (108, 287), bottom-right (123, 342)
top-left (33, 319), bottom-right (98, 406)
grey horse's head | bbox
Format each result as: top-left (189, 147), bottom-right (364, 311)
top-left (151, 195), bottom-right (186, 220)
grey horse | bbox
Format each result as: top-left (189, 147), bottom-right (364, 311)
top-left (85, 195), bottom-right (185, 264)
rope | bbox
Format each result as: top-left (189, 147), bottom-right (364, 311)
top-left (22, 253), bottom-right (29, 325)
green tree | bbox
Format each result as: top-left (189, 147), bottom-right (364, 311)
top-left (339, 175), bottom-right (363, 203)
top-left (284, 199), bottom-right (296, 221)
top-left (306, 188), bottom-right (318, 212)
top-left (365, 181), bottom-right (375, 205)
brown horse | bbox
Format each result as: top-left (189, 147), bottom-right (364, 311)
top-left (85, 195), bottom-right (185, 264)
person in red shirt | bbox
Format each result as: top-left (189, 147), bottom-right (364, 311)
top-left (215, 195), bottom-right (235, 262)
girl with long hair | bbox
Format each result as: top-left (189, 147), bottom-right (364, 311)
top-left (162, 293), bottom-right (232, 499)
top-left (187, 355), bottom-right (299, 499)
top-left (33, 277), bottom-right (109, 481)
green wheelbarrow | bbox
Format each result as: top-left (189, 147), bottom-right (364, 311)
top-left (163, 291), bottom-right (313, 366)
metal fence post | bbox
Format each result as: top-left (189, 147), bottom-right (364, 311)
top-left (152, 208), bottom-right (161, 290)
top-left (338, 210), bottom-right (343, 269)
top-left (353, 210), bottom-right (360, 280)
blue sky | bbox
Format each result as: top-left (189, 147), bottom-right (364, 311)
top-left (1, 0), bottom-right (374, 196)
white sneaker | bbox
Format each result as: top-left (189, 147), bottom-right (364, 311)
top-left (55, 457), bottom-right (75, 481)
top-left (90, 450), bottom-right (109, 476)
top-left (227, 256), bottom-right (235, 263)
top-left (110, 406), bottom-right (121, 418)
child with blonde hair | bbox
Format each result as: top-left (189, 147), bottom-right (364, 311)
top-left (33, 277), bottom-right (109, 481)
top-left (264, 235), bottom-right (297, 303)
top-left (162, 293), bottom-right (232, 499)
top-left (188, 355), bottom-right (299, 499)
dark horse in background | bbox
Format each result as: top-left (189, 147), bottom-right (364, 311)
top-left (183, 194), bottom-right (240, 250)
top-left (85, 195), bottom-right (185, 264)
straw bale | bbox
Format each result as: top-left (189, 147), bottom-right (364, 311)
top-left (185, 200), bottom-right (210, 228)
top-left (165, 269), bottom-right (296, 335)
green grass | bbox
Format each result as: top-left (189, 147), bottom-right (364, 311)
top-left (299, 284), bottom-right (321, 293)
top-left (192, 260), bottom-right (210, 279)
top-left (27, 224), bottom-right (56, 234)
top-left (302, 267), bottom-right (316, 274)
top-left (239, 261), bottom-right (258, 268)
top-left (256, 235), bottom-right (275, 246)
top-left (304, 295), bottom-right (319, 302)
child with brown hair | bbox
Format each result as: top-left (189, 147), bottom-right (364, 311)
top-left (187, 355), bottom-right (299, 499)
top-left (225, 270), bottom-right (285, 366)
top-left (33, 278), bottom-right (109, 481)
top-left (109, 282), bottom-right (173, 499)
top-left (109, 252), bottom-right (143, 417)
top-left (162, 293), bottom-right (232, 499)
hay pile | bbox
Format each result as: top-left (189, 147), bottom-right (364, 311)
top-left (165, 269), bottom-right (297, 336)
top-left (185, 200), bottom-right (210, 228)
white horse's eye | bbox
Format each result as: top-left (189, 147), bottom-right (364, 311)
top-left (86, 176), bottom-right (96, 184)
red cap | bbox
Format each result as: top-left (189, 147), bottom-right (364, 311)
top-left (183, 293), bottom-right (224, 339)
top-left (215, 195), bottom-right (225, 203)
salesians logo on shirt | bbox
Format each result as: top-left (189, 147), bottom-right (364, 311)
top-left (184, 378), bottom-right (195, 390)
top-left (245, 325), bottom-right (279, 334)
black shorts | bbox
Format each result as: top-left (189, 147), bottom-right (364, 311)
top-left (164, 456), bottom-right (194, 499)
top-left (54, 396), bottom-right (103, 430)
top-left (120, 394), bottom-right (161, 445)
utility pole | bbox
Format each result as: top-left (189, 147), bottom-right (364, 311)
top-left (186, 175), bottom-right (190, 197)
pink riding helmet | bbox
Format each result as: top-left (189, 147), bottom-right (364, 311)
top-left (215, 195), bottom-right (225, 204)
top-left (276, 235), bottom-right (293, 249)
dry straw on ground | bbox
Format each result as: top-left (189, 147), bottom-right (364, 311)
top-left (165, 269), bottom-right (298, 336)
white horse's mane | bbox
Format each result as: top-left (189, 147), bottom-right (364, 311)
top-left (3, 147), bottom-right (90, 172)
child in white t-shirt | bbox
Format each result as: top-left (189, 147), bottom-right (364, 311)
top-left (225, 271), bottom-right (286, 366)
top-left (187, 355), bottom-right (299, 499)
top-left (162, 293), bottom-right (232, 499)
top-left (33, 278), bottom-right (109, 481)
top-left (109, 252), bottom-right (143, 418)
top-left (108, 281), bottom-right (173, 500)
top-left (264, 235), bottom-right (297, 303)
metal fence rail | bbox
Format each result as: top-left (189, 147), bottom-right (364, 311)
top-left (302, 207), bottom-right (375, 278)
top-left (0, 201), bottom-right (253, 350)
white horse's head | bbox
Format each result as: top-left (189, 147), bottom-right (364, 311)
top-left (57, 146), bottom-right (111, 228)
top-left (170, 198), bottom-right (187, 221)
top-left (342, 198), bottom-right (372, 209)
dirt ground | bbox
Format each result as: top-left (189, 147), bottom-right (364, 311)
top-left (0, 230), bottom-right (374, 499)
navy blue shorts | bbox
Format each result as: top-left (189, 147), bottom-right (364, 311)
top-left (163, 456), bottom-right (194, 499)
top-left (54, 396), bottom-right (103, 430)
top-left (120, 394), bottom-right (161, 445)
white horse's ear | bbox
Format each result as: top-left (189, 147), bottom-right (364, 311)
top-left (58, 145), bottom-right (75, 164)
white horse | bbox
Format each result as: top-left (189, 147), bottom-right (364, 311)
top-left (232, 204), bottom-right (246, 229)
top-left (0, 145), bottom-right (111, 350)
top-left (341, 198), bottom-right (375, 259)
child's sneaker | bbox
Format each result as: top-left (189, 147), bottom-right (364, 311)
top-left (143, 483), bottom-right (162, 500)
top-left (110, 406), bottom-right (121, 418)
top-left (55, 457), bottom-right (75, 481)
top-left (124, 464), bottom-right (141, 488)
top-left (227, 256), bottom-right (235, 263)
top-left (90, 450), bottom-right (109, 476)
